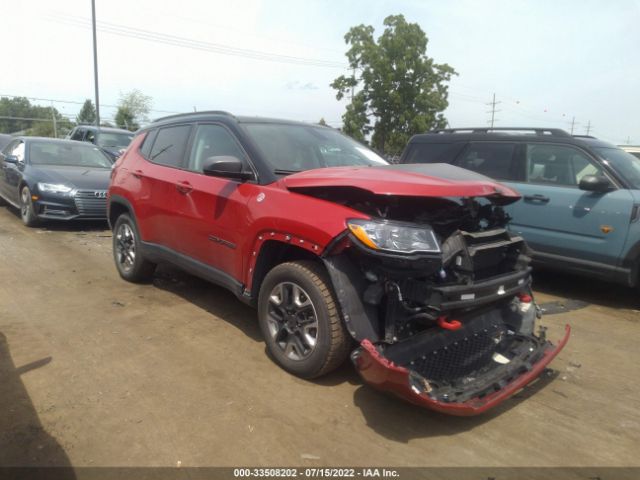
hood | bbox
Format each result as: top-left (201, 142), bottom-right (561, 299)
top-left (32, 166), bottom-right (112, 190)
top-left (283, 163), bottom-right (521, 204)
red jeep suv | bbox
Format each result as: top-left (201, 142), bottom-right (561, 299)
top-left (108, 111), bottom-right (569, 415)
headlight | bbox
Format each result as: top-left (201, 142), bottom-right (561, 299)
top-left (347, 219), bottom-right (440, 254)
top-left (37, 183), bottom-right (74, 195)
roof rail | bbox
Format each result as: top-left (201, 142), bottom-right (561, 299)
top-left (153, 110), bottom-right (235, 123)
top-left (430, 127), bottom-right (571, 137)
top-left (572, 134), bottom-right (597, 139)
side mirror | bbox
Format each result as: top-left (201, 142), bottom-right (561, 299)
top-left (3, 154), bottom-right (18, 164)
top-left (202, 156), bottom-right (253, 181)
top-left (579, 174), bottom-right (613, 193)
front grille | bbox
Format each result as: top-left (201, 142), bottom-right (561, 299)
top-left (74, 190), bottom-right (107, 217)
top-left (412, 322), bottom-right (507, 382)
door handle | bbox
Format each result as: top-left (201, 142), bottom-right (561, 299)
top-left (132, 169), bottom-right (144, 179)
top-left (523, 194), bottom-right (550, 203)
top-left (176, 181), bottom-right (193, 194)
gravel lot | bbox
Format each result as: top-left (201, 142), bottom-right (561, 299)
top-left (0, 206), bottom-right (638, 468)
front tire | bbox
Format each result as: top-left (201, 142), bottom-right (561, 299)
top-left (112, 213), bottom-right (156, 282)
top-left (20, 186), bottom-right (39, 227)
top-left (258, 260), bottom-right (351, 379)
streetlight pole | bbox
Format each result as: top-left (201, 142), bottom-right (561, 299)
top-left (91, 0), bottom-right (100, 129)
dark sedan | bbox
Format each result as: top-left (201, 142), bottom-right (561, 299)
top-left (0, 137), bottom-right (112, 226)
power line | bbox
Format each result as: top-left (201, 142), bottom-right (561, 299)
top-left (47, 14), bottom-right (347, 69)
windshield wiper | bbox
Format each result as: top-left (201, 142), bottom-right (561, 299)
top-left (273, 168), bottom-right (302, 175)
top-left (151, 144), bottom-right (173, 160)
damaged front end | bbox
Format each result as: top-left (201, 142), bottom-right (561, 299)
top-left (315, 189), bottom-right (570, 416)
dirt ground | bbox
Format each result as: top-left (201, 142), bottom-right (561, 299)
top-left (0, 205), bottom-right (638, 468)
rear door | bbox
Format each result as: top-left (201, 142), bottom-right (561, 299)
top-left (137, 124), bottom-right (193, 251)
top-left (504, 143), bottom-right (633, 272)
top-left (171, 123), bottom-right (254, 280)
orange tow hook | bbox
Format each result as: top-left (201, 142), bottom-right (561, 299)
top-left (437, 315), bottom-right (462, 331)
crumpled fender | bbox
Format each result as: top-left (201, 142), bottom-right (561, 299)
top-left (352, 324), bottom-right (571, 416)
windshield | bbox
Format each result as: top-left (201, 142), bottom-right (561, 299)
top-left (595, 147), bottom-right (640, 189)
top-left (97, 132), bottom-right (133, 149)
top-left (242, 123), bottom-right (387, 173)
top-left (29, 142), bottom-right (112, 168)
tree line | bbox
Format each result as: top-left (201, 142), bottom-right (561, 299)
top-left (0, 89), bottom-right (152, 137)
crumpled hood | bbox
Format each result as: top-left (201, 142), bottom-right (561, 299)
top-left (283, 163), bottom-right (521, 203)
top-left (32, 166), bottom-right (111, 190)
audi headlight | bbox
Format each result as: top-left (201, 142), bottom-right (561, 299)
top-left (347, 219), bottom-right (440, 254)
top-left (37, 183), bottom-right (74, 195)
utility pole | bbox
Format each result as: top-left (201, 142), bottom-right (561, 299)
top-left (486, 93), bottom-right (501, 128)
top-left (51, 102), bottom-right (57, 138)
top-left (569, 116), bottom-right (576, 135)
top-left (91, 0), bottom-right (100, 130)
top-left (626, 136), bottom-right (631, 145)
top-left (585, 120), bottom-right (592, 136)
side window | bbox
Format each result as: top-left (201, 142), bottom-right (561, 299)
top-left (2, 140), bottom-right (18, 156)
top-left (149, 125), bottom-right (192, 168)
top-left (526, 144), bottom-right (602, 186)
top-left (139, 129), bottom-right (158, 159)
top-left (71, 128), bottom-right (85, 141)
top-left (404, 143), bottom-right (466, 164)
top-left (187, 124), bottom-right (246, 172)
top-left (12, 141), bottom-right (25, 162)
top-left (455, 142), bottom-right (518, 180)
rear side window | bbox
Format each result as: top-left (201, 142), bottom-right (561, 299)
top-left (455, 142), bottom-right (518, 180)
top-left (149, 125), bottom-right (192, 168)
top-left (139, 129), bottom-right (158, 159)
top-left (403, 142), bottom-right (466, 164)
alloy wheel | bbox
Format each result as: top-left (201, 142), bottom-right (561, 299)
top-left (115, 223), bottom-right (136, 273)
top-left (267, 282), bottom-right (319, 361)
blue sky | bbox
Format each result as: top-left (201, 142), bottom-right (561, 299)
top-left (4, 0), bottom-right (639, 143)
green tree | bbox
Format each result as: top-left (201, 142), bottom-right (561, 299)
top-left (76, 99), bottom-right (96, 125)
top-left (0, 97), bottom-right (70, 137)
top-left (331, 14), bottom-right (456, 154)
top-left (318, 117), bottom-right (328, 126)
top-left (115, 89), bottom-right (152, 131)
top-left (115, 107), bottom-right (137, 131)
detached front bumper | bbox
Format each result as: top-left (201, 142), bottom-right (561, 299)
top-left (352, 324), bottom-right (571, 416)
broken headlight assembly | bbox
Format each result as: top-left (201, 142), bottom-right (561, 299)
top-left (347, 218), bottom-right (440, 254)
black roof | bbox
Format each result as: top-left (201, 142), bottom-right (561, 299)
top-left (409, 127), bottom-right (616, 149)
top-left (75, 125), bottom-right (133, 134)
top-left (15, 136), bottom-right (100, 147)
top-left (149, 110), bottom-right (327, 130)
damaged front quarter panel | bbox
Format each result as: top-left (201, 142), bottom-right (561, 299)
top-left (319, 191), bottom-right (570, 415)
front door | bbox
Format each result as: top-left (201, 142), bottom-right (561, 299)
top-left (505, 143), bottom-right (633, 272)
top-left (171, 123), bottom-right (254, 281)
top-left (0, 140), bottom-right (25, 205)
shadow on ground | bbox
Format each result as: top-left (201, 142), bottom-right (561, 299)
top-left (3, 206), bottom-right (109, 233)
top-left (532, 268), bottom-right (638, 310)
top-left (152, 265), bottom-right (263, 342)
top-left (0, 333), bottom-right (75, 476)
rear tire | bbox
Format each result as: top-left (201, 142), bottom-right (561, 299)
top-left (258, 260), bottom-right (351, 379)
top-left (112, 213), bottom-right (156, 282)
top-left (20, 186), bottom-right (39, 227)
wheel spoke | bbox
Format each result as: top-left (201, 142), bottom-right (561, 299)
top-left (266, 281), bottom-right (319, 361)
